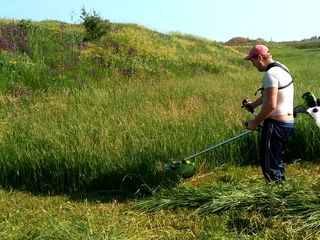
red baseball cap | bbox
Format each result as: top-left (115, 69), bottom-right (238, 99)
top-left (244, 45), bottom-right (270, 60)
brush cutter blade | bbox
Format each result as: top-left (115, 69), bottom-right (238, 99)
top-left (164, 160), bottom-right (196, 178)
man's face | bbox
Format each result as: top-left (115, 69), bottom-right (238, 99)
top-left (250, 55), bottom-right (264, 72)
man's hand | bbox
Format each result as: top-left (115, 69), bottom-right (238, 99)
top-left (245, 120), bottom-right (259, 130)
top-left (242, 99), bottom-right (255, 114)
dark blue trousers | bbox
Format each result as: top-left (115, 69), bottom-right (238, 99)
top-left (260, 118), bottom-right (294, 183)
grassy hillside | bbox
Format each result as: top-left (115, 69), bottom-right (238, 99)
top-left (0, 19), bottom-right (247, 193)
top-left (0, 19), bottom-right (319, 194)
top-left (1, 17), bottom-right (320, 239)
top-left (0, 19), bottom-right (242, 91)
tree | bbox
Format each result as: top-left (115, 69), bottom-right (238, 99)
top-left (80, 8), bottom-right (110, 42)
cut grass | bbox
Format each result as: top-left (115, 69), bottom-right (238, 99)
top-left (1, 163), bottom-right (320, 239)
top-left (134, 162), bottom-right (320, 239)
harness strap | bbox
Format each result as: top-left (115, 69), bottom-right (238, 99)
top-left (265, 62), bottom-right (290, 74)
top-left (255, 62), bottom-right (293, 96)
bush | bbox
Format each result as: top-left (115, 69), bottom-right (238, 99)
top-left (80, 8), bottom-right (110, 42)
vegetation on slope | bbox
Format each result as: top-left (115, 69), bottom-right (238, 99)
top-left (0, 10), bottom-right (320, 239)
top-left (0, 15), bottom-right (319, 194)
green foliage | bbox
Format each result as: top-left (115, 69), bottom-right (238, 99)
top-left (0, 19), bottom-right (241, 92)
top-left (80, 7), bottom-right (110, 42)
top-left (285, 40), bottom-right (320, 49)
top-left (0, 18), bottom-right (319, 195)
top-left (2, 16), bottom-right (320, 240)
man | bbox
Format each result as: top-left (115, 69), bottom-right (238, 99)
top-left (242, 44), bottom-right (294, 183)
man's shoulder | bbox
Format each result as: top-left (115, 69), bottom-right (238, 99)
top-left (267, 62), bottom-right (290, 73)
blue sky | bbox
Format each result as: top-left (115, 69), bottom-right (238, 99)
top-left (1, 0), bottom-right (319, 42)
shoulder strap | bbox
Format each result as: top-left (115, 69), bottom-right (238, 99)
top-left (265, 62), bottom-right (290, 74)
top-left (278, 80), bottom-right (293, 90)
top-left (255, 63), bottom-right (293, 95)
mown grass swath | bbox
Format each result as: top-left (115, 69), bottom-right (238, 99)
top-left (134, 179), bottom-right (320, 237)
top-left (0, 18), bottom-right (319, 194)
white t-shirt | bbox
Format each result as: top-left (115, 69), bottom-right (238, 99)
top-left (262, 62), bottom-right (294, 116)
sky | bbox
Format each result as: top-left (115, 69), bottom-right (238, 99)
top-left (1, 0), bottom-right (319, 42)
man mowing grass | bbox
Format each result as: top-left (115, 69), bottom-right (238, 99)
top-left (242, 45), bottom-right (294, 184)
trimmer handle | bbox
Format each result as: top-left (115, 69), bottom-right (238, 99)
top-left (245, 121), bottom-right (262, 131)
top-left (242, 99), bottom-right (255, 114)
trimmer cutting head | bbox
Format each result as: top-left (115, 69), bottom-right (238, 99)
top-left (164, 160), bottom-right (196, 178)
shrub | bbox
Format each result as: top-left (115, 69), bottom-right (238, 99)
top-left (0, 24), bottom-right (30, 53)
top-left (80, 8), bottom-right (110, 42)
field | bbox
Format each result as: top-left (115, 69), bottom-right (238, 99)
top-left (0, 18), bottom-right (320, 239)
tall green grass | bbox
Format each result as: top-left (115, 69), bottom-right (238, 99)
top-left (0, 75), bottom-right (260, 193)
top-left (0, 19), bottom-right (319, 193)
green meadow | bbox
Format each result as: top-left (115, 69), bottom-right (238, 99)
top-left (0, 17), bottom-right (320, 239)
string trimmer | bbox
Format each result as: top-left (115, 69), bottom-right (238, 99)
top-left (164, 100), bottom-right (258, 178)
top-left (164, 92), bottom-right (320, 178)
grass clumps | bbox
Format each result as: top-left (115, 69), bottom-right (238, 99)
top-left (134, 178), bottom-right (320, 238)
